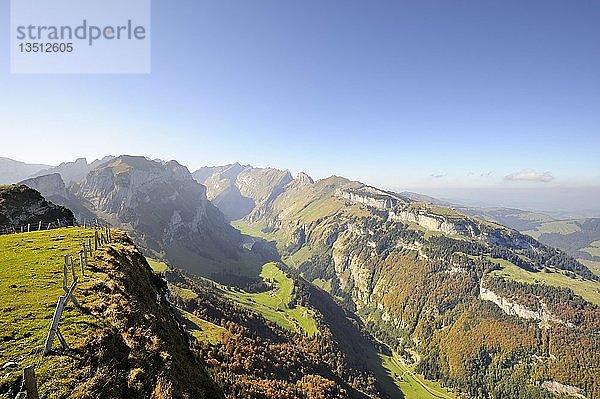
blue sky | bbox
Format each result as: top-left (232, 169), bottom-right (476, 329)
top-left (1, 1), bottom-right (599, 210)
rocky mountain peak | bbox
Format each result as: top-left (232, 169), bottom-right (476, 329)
top-left (71, 155), bottom-right (245, 275)
top-left (20, 173), bottom-right (67, 199)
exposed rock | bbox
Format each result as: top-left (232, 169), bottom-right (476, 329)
top-left (20, 173), bottom-right (103, 222)
top-left (20, 173), bottom-right (68, 199)
top-left (336, 187), bottom-right (404, 210)
top-left (479, 282), bottom-right (571, 328)
top-left (540, 381), bottom-right (586, 398)
top-left (196, 163), bottom-right (293, 221)
top-left (71, 155), bottom-right (245, 275)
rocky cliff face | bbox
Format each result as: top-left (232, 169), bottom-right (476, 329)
top-left (71, 156), bottom-right (246, 275)
top-left (336, 187), bottom-right (539, 251)
top-left (479, 283), bottom-right (570, 328)
top-left (0, 185), bottom-right (74, 228)
top-left (193, 163), bottom-right (294, 221)
top-left (20, 173), bottom-right (68, 199)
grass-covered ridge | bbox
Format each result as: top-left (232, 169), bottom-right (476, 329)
top-left (0, 228), bottom-right (222, 399)
top-left (488, 257), bottom-right (600, 306)
top-left (0, 228), bottom-right (102, 397)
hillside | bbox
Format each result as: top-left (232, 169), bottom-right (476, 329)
top-left (0, 158), bottom-right (51, 185)
top-left (457, 206), bottom-right (600, 276)
top-left (0, 185), bottom-right (74, 230)
top-left (201, 168), bottom-right (600, 398)
top-left (162, 261), bottom-right (409, 399)
top-left (0, 227), bottom-right (223, 398)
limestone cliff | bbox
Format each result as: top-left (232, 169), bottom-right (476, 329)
top-left (71, 156), bottom-right (246, 275)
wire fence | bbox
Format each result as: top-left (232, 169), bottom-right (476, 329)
top-left (0, 218), bottom-right (110, 236)
top-left (9, 224), bottom-right (113, 399)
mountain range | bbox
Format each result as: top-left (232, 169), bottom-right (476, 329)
top-left (1, 155), bottom-right (598, 399)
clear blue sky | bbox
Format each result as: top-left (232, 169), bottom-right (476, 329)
top-left (1, 1), bottom-right (599, 210)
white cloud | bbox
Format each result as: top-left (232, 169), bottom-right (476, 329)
top-left (430, 173), bottom-right (447, 178)
top-left (505, 169), bottom-right (554, 183)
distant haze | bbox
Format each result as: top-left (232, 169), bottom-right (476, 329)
top-left (401, 186), bottom-right (600, 218)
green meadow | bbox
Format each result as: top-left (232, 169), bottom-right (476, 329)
top-left (0, 228), bottom-right (104, 396)
top-left (223, 262), bottom-right (319, 336)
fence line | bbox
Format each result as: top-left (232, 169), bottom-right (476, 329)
top-left (0, 218), bottom-right (111, 237)
top-left (13, 224), bottom-right (112, 399)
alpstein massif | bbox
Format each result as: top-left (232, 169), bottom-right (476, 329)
top-left (30, 156), bottom-right (115, 185)
top-left (71, 156), bottom-right (250, 276)
top-left (202, 167), bottom-right (599, 398)
top-left (20, 173), bottom-right (96, 222)
top-left (193, 163), bottom-right (293, 220)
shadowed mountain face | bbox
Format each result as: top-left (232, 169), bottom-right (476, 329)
top-left (193, 163), bottom-right (294, 221)
top-left (20, 173), bottom-right (96, 222)
top-left (71, 156), bottom-right (255, 276)
top-left (0, 158), bottom-right (51, 185)
top-left (0, 185), bottom-right (74, 228)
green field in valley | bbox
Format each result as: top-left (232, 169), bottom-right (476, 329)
top-left (363, 344), bottom-right (457, 399)
top-left (146, 257), bottom-right (170, 273)
top-left (582, 240), bottom-right (600, 258)
top-left (179, 309), bottom-right (227, 345)
top-left (223, 262), bottom-right (319, 336)
top-left (524, 220), bottom-right (582, 240)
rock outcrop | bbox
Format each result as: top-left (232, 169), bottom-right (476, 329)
top-left (71, 156), bottom-right (245, 275)
top-left (479, 282), bottom-right (571, 328)
top-left (194, 163), bottom-right (294, 221)
top-left (0, 185), bottom-right (74, 228)
top-left (20, 173), bottom-right (98, 222)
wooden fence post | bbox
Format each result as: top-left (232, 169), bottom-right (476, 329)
top-left (63, 257), bottom-right (80, 307)
top-left (44, 295), bottom-right (65, 354)
top-left (38, 221), bottom-right (42, 231)
top-left (88, 238), bottom-right (93, 256)
top-left (27, 224), bottom-right (30, 233)
top-left (94, 230), bottom-right (99, 250)
top-left (79, 251), bottom-right (85, 276)
top-left (23, 366), bottom-right (40, 399)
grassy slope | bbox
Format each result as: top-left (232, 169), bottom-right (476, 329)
top-left (0, 228), bottom-right (104, 397)
top-left (179, 309), bottom-right (227, 345)
top-left (488, 257), bottom-right (600, 306)
top-left (146, 257), bottom-right (170, 273)
top-left (0, 228), bottom-right (223, 399)
top-left (579, 259), bottom-right (600, 276)
top-left (582, 240), bottom-right (600, 258)
top-left (524, 220), bottom-right (582, 240)
top-left (223, 262), bottom-right (319, 336)
top-left (368, 350), bottom-right (456, 399)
